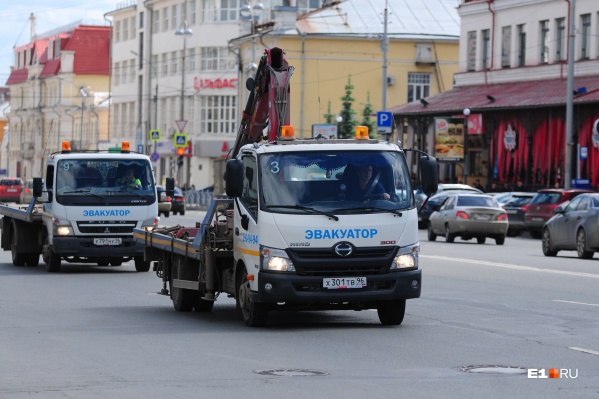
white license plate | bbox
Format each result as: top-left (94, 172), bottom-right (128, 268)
top-left (506, 210), bottom-right (517, 214)
top-left (93, 238), bottom-right (122, 246)
top-left (473, 214), bottom-right (491, 221)
top-left (532, 217), bottom-right (544, 222)
top-left (323, 277), bottom-right (367, 289)
top-left (7, 189), bottom-right (17, 192)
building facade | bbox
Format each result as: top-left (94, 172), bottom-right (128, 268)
top-left (391, 0), bottom-right (599, 190)
top-left (4, 21), bottom-right (110, 181)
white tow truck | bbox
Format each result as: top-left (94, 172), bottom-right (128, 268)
top-left (0, 141), bottom-right (160, 272)
top-left (133, 47), bottom-right (438, 326)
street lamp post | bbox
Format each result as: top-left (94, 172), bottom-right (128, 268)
top-left (175, 20), bottom-right (192, 187)
top-left (78, 86), bottom-right (89, 149)
top-left (132, 50), bottom-right (158, 155)
top-left (463, 108), bottom-right (471, 185)
top-left (240, 1), bottom-right (265, 72)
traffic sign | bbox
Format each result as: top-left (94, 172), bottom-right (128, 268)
top-left (175, 120), bottom-right (188, 132)
top-left (173, 133), bottom-right (188, 148)
top-left (377, 111), bottom-right (393, 134)
top-left (137, 144), bottom-right (144, 153)
top-left (149, 129), bottom-right (161, 141)
top-left (150, 152), bottom-right (160, 162)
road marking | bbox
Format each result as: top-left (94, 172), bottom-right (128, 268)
top-left (553, 299), bottom-right (599, 307)
top-left (421, 255), bottom-right (599, 279)
top-left (569, 347), bottom-right (599, 356)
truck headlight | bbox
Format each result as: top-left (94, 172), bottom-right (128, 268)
top-left (141, 217), bottom-right (159, 231)
top-left (52, 217), bottom-right (74, 236)
top-left (261, 246), bottom-right (295, 272)
top-left (391, 243), bottom-right (419, 270)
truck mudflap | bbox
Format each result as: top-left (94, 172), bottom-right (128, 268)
top-left (250, 269), bottom-right (421, 306)
top-left (51, 236), bottom-right (145, 257)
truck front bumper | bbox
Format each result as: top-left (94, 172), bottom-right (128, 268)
top-left (252, 269), bottom-right (421, 305)
top-left (52, 236), bottom-right (145, 257)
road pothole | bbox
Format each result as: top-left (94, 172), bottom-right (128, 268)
top-left (461, 365), bottom-right (528, 375)
top-left (254, 369), bottom-right (329, 377)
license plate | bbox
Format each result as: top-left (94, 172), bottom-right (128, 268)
top-left (7, 189), bottom-right (16, 192)
top-left (93, 238), bottom-right (122, 246)
top-left (532, 217), bottom-right (544, 222)
top-left (323, 277), bottom-right (367, 289)
top-left (506, 210), bottom-right (517, 214)
top-left (473, 214), bottom-right (491, 221)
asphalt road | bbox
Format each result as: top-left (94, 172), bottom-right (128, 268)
top-left (1, 212), bottom-right (598, 398)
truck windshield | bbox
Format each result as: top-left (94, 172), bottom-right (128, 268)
top-left (55, 159), bottom-right (156, 205)
top-left (260, 150), bottom-right (413, 214)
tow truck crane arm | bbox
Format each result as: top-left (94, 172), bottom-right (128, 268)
top-left (229, 47), bottom-right (293, 160)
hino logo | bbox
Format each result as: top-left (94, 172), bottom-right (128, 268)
top-left (334, 242), bottom-right (353, 257)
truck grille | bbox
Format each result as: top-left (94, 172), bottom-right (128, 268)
top-left (76, 221), bottom-right (136, 234)
top-left (287, 246), bottom-right (397, 277)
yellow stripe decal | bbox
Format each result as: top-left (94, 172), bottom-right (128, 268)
top-left (237, 247), bottom-right (260, 257)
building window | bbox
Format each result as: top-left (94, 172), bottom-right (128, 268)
top-left (131, 16), bottom-right (137, 37)
top-left (200, 95), bottom-right (237, 134)
top-left (190, 0), bottom-right (197, 24)
top-left (114, 62), bottom-right (121, 85)
top-left (201, 47), bottom-right (236, 71)
top-left (540, 20), bottom-right (549, 64)
top-left (139, 12), bottom-right (144, 28)
top-left (163, 7), bottom-right (169, 32)
top-left (115, 21), bottom-right (121, 42)
top-left (172, 4), bottom-right (179, 30)
top-left (517, 24), bottom-right (526, 67)
top-left (556, 17), bottom-right (566, 62)
top-left (153, 9), bottom-right (160, 33)
top-left (203, 0), bottom-right (240, 22)
top-left (171, 51), bottom-right (178, 75)
top-left (122, 60), bottom-right (128, 83)
top-left (581, 14), bottom-right (591, 59)
top-left (467, 31), bottom-right (476, 71)
top-left (130, 60), bottom-right (136, 83)
top-left (296, 0), bottom-right (320, 14)
top-left (407, 73), bottom-right (430, 103)
top-left (123, 18), bottom-right (129, 41)
top-left (501, 26), bottom-right (511, 68)
top-left (161, 53), bottom-right (168, 77)
top-left (482, 29), bottom-right (491, 69)
top-left (189, 48), bottom-right (196, 72)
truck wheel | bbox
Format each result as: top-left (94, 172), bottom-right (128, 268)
top-left (377, 299), bottom-right (406, 326)
top-left (25, 254), bottom-right (40, 267)
top-left (11, 234), bottom-right (26, 266)
top-left (477, 237), bottom-right (486, 244)
top-left (171, 256), bottom-right (194, 312)
top-left (237, 271), bottom-right (268, 327)
top-left (46, 250), bottom-right (61, 273)
top-left (194, 296), bottom-right (215, 312)
top-left (134, 256), bottom-right (151, 272)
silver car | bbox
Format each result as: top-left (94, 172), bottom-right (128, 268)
top-left (428, 193), bottom-right (508, 245)
top-left (542, 193), bottom-right (599, 259)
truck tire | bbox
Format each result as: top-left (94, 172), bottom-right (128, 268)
top-left (194, 296), bottom-right (215, 312)
top-left (134, 256), bottom-right (151, 272)
top-left (46, 250), bottom-right (61, 273)
top-left (171, 256), bottom-right (194, 312)
top-left (377, 299), bottom-right (406, 326)
top-left (237, 271), bottom-right (268, 327)
top-left (25, 254), bottom-right (40, 267)
top-left (11, 233), bottom-right (26, 267)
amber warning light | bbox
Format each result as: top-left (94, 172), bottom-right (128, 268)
top-left (121, 141), bottom-right (131, 152)
top-left (61, 141), bottom-right (72, 152)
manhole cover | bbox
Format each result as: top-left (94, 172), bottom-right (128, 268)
top-left (461, 365), bottom-right (528, 375)
top-left (254, 369), bottom-right (329, 377)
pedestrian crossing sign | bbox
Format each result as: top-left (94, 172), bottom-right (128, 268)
top-left (149, 129), bottom-right (161, 141)
top-left (173, 133), bottom-right (188, 148)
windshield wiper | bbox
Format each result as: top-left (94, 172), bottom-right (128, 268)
top-left (268, 205), bottom-right (339, 221)
top-left (61, 190), bottom-right (106, 200)
top-left (333, 206), bottom-right (403, 217)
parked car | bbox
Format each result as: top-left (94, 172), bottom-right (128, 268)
top-left (542, 193), bottom-right (599, 259)
top-left (156, 185), bottom-right (172, 217)
top-left (171, 187), bottom-right (186, 215)
top-left (0, 177), bottom-right (24, 202)
top-left (19, 179), bottom-right (44, 204)
top-left (417, 184), bottom-right (483, 228)
top-left (502, 192), bottom-right (535, 236)
top-left (428, 193), bottom-right (508, 245)
top-left (524, 188), bottom-right (593, 238)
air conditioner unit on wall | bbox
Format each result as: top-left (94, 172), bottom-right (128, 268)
top-left (387, 76), bottom-right (395, 86)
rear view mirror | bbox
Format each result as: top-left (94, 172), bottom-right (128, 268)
top-left (419, 156), bottom-right (438, 196)
top-left (554, 203), bottom-right (567, 214)
top-left (165, 177), bottom-right (175, 197)
top-left (225, 160), bottom-right (243, 198)
top-left (33, 178), bottom-right (43, 198)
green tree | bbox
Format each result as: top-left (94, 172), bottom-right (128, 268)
top-left (339, 76), bottom-right (357, 138)
top-left (360, 92), bottom-right (377, 139)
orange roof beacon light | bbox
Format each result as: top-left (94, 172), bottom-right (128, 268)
top-left (121, 141), bottom-right (131, 153)
top-left (61, 141), bottom-right (72, 153)
top-left (280, 125), bottom-right (295, 140)
top-left (355, 126), bottom-right (369, 140)
top-left (177, 147), bottom-right (185, 156)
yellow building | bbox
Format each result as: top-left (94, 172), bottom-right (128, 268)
top-left (230, 0), bottom-right (460, 140)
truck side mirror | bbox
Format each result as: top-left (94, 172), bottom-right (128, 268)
top-left (165, 177), bottom-right (175, 197)
top-left (419, 156), bottom-right (439, 196)
top-left (225, 160), bottom-right (243, 198)
top-left (33, 178), bottom-right (43, 197)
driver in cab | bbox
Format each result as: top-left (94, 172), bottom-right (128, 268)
top-left (345, 164), bottom-right (390, 202)
top-left (116, 166), bottom-right (142, 189)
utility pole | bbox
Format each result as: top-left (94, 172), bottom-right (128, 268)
top-left (564, 0), bottom-right (575, 189)
top-left (381, 0), bottom-right (388, 112)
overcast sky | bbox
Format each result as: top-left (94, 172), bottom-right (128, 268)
top-left (0, 0), bottom-right (116, 86)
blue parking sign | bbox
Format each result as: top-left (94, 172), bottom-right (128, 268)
top-left (377, 111), bottom-right (393, 134)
